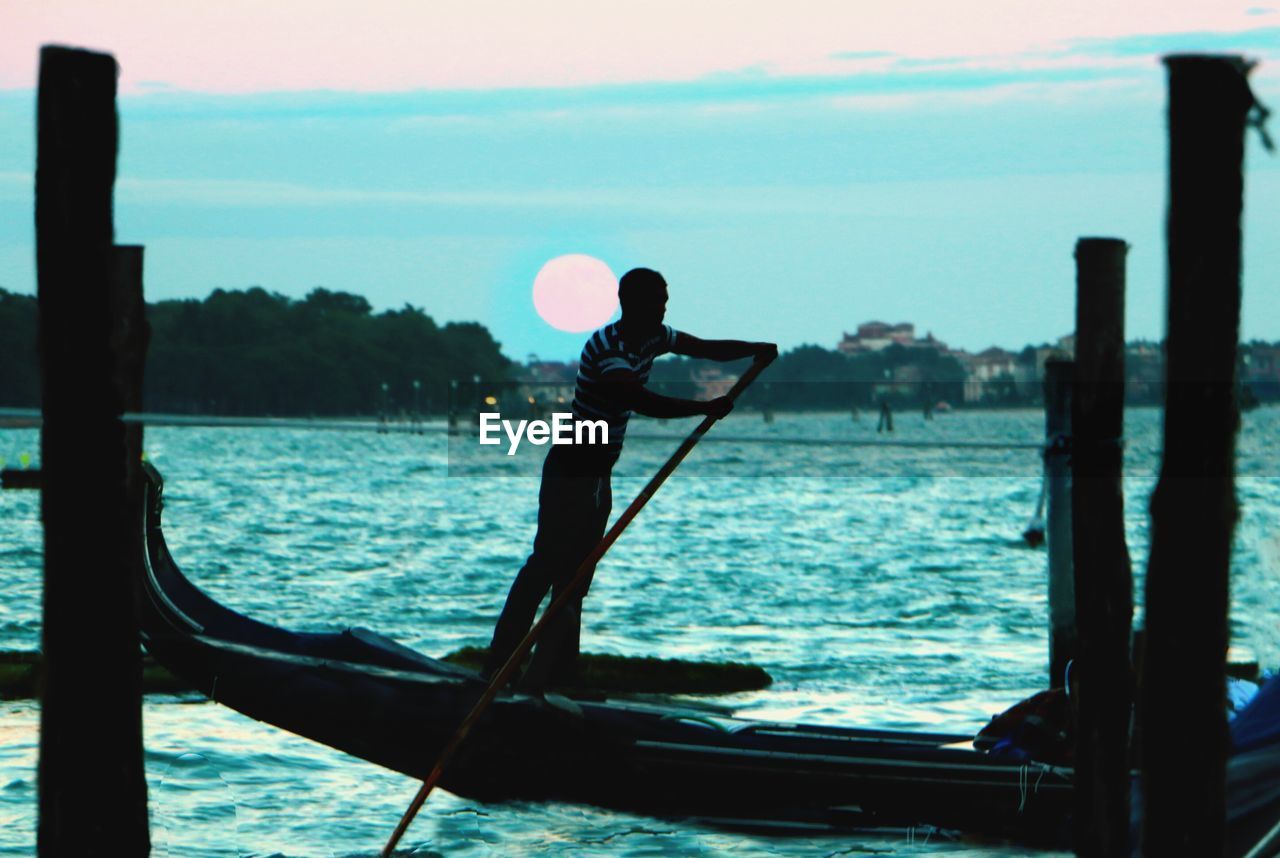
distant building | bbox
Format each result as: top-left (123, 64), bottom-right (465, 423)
top-left (521, 360), bottom-right (576, 384)
top-left (517, 360), bottom-right (577, 408)
top-left (827, 322), bottom-right (1277, 407)
top-left (1244, 343), bottom-right (1280, 381)
top-left (1244, 342), bottom-right (1280, 399)
top-left (963, 347), bottom-right (1019, 403)
top-left (1126, 341), bottom-right (1163, 402)
top-left (690, 365), bottom-right (736, 399)
top-left (1012, 343), bottom-right (1073, 399)
top-left (838, 321), bottom-right (948, 355)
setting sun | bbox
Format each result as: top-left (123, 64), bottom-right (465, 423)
top-left (531, 254), bottom-right (619, 332)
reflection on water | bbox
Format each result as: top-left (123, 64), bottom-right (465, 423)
top-left (1, 407), bottom-right (1277, 855)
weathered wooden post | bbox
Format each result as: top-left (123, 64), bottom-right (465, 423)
top-left (1043, 357), bottom-right (1074, 687)
top-left (36, 47), bottom-right (150, 853)
top-left (412, 378), bottom-right (423, 432)
top-left (1071, 236), bottom-right (1132, 857)
top-left (377, 381), bottom-right (390, 431)
top-left (876, 398), bottom-right (893, 433)
top-left (1141, 54), bottom-right (1255, 857)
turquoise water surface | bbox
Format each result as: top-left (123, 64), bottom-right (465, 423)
top-left (2, 407), bottom-right (1277, 856)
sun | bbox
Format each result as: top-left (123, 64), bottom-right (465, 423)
top-left (532, 254), bottom-right (619, 332)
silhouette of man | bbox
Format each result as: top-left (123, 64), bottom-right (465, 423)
top-left (483, 267), bottom-right (776, 691)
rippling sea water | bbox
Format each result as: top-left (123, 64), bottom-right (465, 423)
top-left (2, 407), bottom-right (1278, 856)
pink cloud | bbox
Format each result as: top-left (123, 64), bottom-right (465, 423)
top-left (4, 0), bottom-right (1270, 93)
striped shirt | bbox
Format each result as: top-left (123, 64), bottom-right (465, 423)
top-left (571, 322), bottom-right (679, 454)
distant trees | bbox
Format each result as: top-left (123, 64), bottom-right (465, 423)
top-left (647, 338), bottom-right (1280, 411)
top-left (0, 286), bottom-right (511, 416)
top-left (3, 284), bottom-right (1276, 414)
top-left (750, 343), bottom-right (966, 410)
top-left (647, 342), bottom-right (967, 411)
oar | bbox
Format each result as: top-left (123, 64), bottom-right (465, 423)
top-left (380, 351), bottom-right (775, 857)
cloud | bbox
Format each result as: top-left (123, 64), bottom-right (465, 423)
top-left (7, 5), bottom-right (1277, 127)
top-left (826, 76), bottom-right (1148, 112)
top-left (109, 176), bottom-right (634, 209)
top-left (1061, 25), bottom-right (1280, 58)
top-left (4, 0), bottom-right (1275, 94)
top-left (3, 168), bottom-right (1140, 224)
top-left (99, 59), bottom-right (1152, 128)
top-left (830, 50), bottom-right (897, 62)
top-left (89, 21), bottom-right (1278, 129)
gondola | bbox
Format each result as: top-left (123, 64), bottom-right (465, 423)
top-left (134, 462), bottom-right (1079, 843)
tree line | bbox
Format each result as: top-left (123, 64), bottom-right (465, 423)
top-left (2, 285), bottom-right (1275, 415)
top-left (648, 343), bottom-right (968, 410)
top-left (0, 286), bottom-right (511, 416)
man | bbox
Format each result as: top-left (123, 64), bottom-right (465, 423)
top-left (483, 267), bottom-right (776, 691)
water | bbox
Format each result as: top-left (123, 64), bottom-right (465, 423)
top-left (2, 407), bottom-right (1278, 856)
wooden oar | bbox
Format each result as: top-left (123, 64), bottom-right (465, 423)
top-left (380, 352), bottom-right (775, 857)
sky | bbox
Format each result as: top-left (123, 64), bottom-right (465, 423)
top-left (2, 2), bottom-right (1279, 362)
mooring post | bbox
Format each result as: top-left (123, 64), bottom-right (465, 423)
top-left (1141, 54), bottom-right (1255, 857)
top-left (1071, 236), bottom-right (1132, 857)
top-left (448, 379), bottom-right (459, 434)
top-left (36, 47), bottom-right (150, 854)
top-left (1043, 357), bottom-right (1074, 688)
top-left (412, 379), bottom-right (423, 432)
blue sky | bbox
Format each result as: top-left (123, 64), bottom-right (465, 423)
top-left (3, 4), bottom-right (1279, 361)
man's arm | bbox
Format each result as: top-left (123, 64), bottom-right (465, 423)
top-left (671, 332), bottom-right (777, 363)
top-left (600, 373), bottom-right (733, 419)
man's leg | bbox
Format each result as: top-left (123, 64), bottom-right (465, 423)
top-left (558, 472), bottom-right (612, 674)
top-left (521, 472), bottom-right (612, 690)
top-left (482, 453), bottom-right (573, 679)
top-left (482, 551), bottom-right (552, 680)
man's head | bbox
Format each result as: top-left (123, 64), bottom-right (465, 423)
top-left (618, 267), bottom-right (668, 337)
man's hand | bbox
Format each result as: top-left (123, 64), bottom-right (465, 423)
top-left (703, 396), bottom-right (734, 419)
top-left (753, 342), bottom-right (778, 362)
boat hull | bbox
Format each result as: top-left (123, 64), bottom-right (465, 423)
top-left (137, 463), bottom-right (1073, 840)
